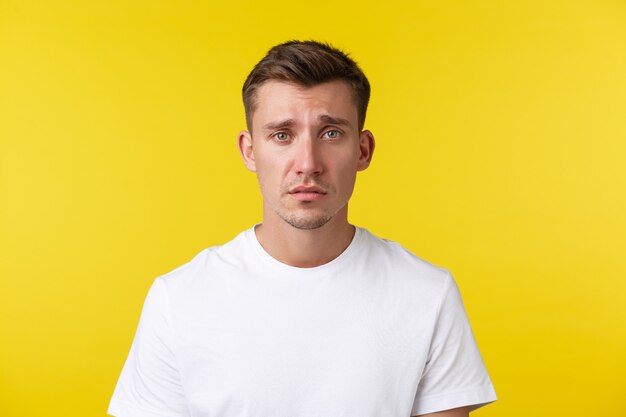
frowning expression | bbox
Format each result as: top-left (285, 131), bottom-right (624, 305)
top-left (238, 80), bottom-right (374, 230)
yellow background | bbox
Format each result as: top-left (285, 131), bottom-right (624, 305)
top-left (1, 1), bottom-right (625, 416)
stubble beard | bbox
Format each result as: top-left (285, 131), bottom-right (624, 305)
top-left (274, 179), bottom-right (339, 230)
top-left (278, 208), bottom-right (333, 230)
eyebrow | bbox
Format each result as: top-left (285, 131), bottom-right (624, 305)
top-left (318, 114), bottom-right (352, 127)
top-left (262, 115), bottom-right (352, 131)
top-left (262, 119), bottom-right (296, 131)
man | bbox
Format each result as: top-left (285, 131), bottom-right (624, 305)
top-left (108, 40), bottom-right (497, 417)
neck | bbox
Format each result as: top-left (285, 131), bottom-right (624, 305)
top-left (254, 208), bottom-right (355, 268)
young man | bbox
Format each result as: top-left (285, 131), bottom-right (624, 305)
top-left (108, 41), bottom-right (497, 417)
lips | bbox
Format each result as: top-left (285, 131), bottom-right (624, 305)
top-left (288, 185), bottom-right (327, 201)
top-left (289, 185), bottom-right (327, 194)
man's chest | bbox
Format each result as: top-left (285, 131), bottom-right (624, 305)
top-left (172, 284), bottom-right (434, 417)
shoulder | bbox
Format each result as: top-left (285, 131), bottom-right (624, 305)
top-left (156, 228), bottom-right (252, 291)
top-left (356, 227), bottom-right (452, 298)
top-left (358, 227), bottom-right (449, 278)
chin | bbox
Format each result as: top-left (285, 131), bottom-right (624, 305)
top-left (280, 212), bottom-right (333, 230)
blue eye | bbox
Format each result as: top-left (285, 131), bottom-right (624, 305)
top-left (324, 130), bottom-right (340, 139)
top-left (274, 132), bottom-right (289, 141)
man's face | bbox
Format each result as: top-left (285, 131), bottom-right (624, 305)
top-left (238, 80), bottom-right (374, 230)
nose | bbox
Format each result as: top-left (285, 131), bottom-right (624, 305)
top-left (293, 135), bottom-right (323, 177)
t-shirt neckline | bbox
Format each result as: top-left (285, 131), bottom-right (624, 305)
top-left (245, 224), bottom-right (364, 275)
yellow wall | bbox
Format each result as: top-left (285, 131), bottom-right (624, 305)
top-left (1, 1), bottom-right (625, 416)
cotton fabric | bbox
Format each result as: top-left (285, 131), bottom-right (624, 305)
top-left (109, 226), bottom-right (496, 417)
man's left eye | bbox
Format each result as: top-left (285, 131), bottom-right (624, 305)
top-left (323, 130), bottom-right (341, 139)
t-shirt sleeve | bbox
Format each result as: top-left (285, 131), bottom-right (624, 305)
top-left (108, 278), bottom-right (189, 417)
top-left (411, 273), bottom-right (497, 416)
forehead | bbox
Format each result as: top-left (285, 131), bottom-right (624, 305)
top-left (252, 80), bottom-right (358, 128)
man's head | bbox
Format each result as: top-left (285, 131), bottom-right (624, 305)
top-left (238, 41), bottom-right (375, 231)
top-left (242, 40), bottom-right (371, 131)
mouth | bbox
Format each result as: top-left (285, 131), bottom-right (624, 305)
top-left (288, 185), bottom-right (327, 201)
top-left (289, 185), bottom-right (327, 194)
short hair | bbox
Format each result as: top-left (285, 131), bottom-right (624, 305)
top-left (242, 40), bottom-right (371, 131)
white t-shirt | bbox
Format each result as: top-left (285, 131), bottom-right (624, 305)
top-left (108, 226), bottom-right (496, 417)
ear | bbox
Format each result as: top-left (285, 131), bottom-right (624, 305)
top-left (357, 129), bottom-right (375, 171)
top-left (238, 130), bottom-right (256, 172)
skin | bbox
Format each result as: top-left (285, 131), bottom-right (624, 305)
top-left (238, 79), bottom-right (374, 267)
top-left (238, 80), bottom-right (470, 417)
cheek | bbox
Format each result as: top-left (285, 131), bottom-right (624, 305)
top-left (341, 171), bottom-right (358, 190)
top-left (334, 161), bottom-right (358, 189)
top-left (254, 157), bottom-right (287, 190)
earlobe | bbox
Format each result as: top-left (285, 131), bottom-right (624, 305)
top-left (238, 130), bottom-right (256, 172)
top-left (357, 130), bottom-right (375, 171)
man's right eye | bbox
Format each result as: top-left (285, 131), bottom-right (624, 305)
top-left (273, 132), bottom-right (289, 141)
